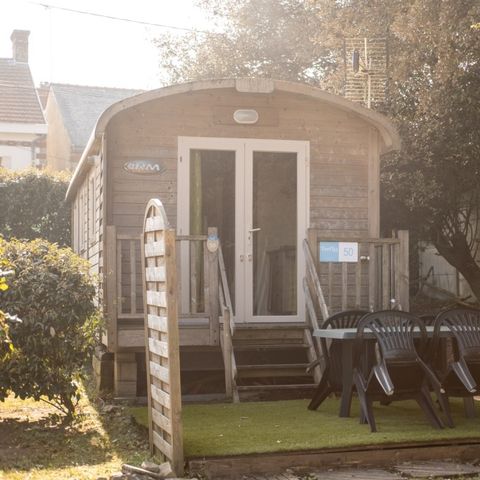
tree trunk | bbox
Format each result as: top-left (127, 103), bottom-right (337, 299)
top-left (434, 234), bottom-right (480, 302)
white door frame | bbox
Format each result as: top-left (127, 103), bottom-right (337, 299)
top-left (177, 136), bottom-right (310, 323)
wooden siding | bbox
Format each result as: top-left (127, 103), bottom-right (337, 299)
top-left (70, 87), bottom-right (385, 352)
top-left (106, 89), bottom-right (375, 239)
top-left (71, 153), bottom-right (105, 316)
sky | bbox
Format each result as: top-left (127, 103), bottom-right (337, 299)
top-left (1, 0), bottom-right (213, 90)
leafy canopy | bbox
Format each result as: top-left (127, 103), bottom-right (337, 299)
top-left (0, 168), bottom-right (71, 246)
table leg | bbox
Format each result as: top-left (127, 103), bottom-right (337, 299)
top-left (339, 340), bottom-right (354, 417)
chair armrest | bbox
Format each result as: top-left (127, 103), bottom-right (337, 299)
top-left (373, 362), bottom-right (395, 396)
top-left (452, 358), bottom-right (477, 393)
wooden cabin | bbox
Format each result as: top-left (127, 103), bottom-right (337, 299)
top-left (66, 78), bottom-right (403, 399)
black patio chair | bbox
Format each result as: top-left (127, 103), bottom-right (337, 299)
top-left (353, 310), bottom-right (444, 432)
top-left (429, 308), bottom-right (480, 427)
top-left (308, 310), bottom-right (368, 411)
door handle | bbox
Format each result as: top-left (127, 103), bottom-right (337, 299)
top-left (248, 227), bottom-right (261, 233)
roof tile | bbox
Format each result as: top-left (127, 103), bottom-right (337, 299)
top-left (0, 58), bottom-right (45, 124)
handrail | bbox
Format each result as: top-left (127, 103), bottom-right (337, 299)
top-left (218, 244), bottom-right (238, 402)
top-left (218, 245), bottom-right (235, 335)
top-left (303, 239), bottom-right (329, 323)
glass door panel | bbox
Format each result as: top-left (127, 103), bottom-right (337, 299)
top-left (189, 149), bottom-right (236, 311)
top-left (252, 152), bottom-right (297, 316)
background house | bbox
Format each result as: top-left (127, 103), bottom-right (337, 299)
top-left (44, 83), bottom-right (140, 171)
top-left (0, 30), bottom-right (47, 170)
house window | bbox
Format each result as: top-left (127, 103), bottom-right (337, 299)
top-left (0, 156), bottom-right (11, 169)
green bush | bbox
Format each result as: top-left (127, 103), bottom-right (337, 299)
top-left (0, 168), bottom-right (71, 246)
top-left (0, 238), bottom-right (98, 418)
top-left (0, 253), bottom-right (15, 397)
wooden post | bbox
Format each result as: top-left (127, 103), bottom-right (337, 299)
top-left (207, 227), bottom-right (220, 345)
top-left (397, 230), bottom-right (410, 311)
top-left (223, 306), bottom-right (233, 399)
top-left (355, 257), bottom-right (362, 308)
top-left (130, 240), bottom-right (137, 314)
top-left (368, 243), bottom-right (376, 311)
top-left (105, 225), bottom-right (117, 352)
top-left (190, 150), bottom-right (203, 312)
top-left (341, 263), bottom-right (348, 310)
top-left (382, 243), bottom-right (390, 309)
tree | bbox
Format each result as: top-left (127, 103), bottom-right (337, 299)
top-left (0, 169), bottom-right (71, 246)
top-left (155, 0), bottom-right (334, 88)
top-left (379, 1), bottom-right (480, 297)
top-left (155, 0), bottom-right (480, 299)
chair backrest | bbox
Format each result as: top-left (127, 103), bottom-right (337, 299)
top-left (322, 310), bottom-right (369, 329)
top-left (356, 310), bottom-right (426, 363)
top-left (322, 310), bottom-right (368, 388)
top-left (434, 308), bottom-right (480, 362)
top-left (418, 313), bottom-right (436, 326)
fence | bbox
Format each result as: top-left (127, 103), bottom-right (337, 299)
top-left (306, 229), bottom-right (409, 322)
top-left (142, 198), bottom-right (184, 476)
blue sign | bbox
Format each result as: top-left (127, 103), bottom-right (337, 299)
top-left (319, 242), bottom-right (358, 263)
top-left (319, 242), bottom-right (339, 262)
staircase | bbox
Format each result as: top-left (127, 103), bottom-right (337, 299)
top-left (231, 324), bottom-right (320, 401)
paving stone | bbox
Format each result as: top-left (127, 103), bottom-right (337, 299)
top-left (395, 461), bottom-right (480, 478)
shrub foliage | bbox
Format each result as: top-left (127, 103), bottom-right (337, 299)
top-left (0, 168), bottom-right (71, 246)
top-left (0, 238), bottom-right (98, 417)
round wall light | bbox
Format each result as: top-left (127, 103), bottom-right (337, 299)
top-left (233, 109), bottom-right (259, 124)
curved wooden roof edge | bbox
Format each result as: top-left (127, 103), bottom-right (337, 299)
top-left (66, 78), bottom-right (400, 201)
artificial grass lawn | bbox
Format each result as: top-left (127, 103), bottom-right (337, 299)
top-left (129, 397), bottom-right (480, 458)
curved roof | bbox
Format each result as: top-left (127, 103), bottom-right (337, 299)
top-left (66, 78), bottom-right (400, 200)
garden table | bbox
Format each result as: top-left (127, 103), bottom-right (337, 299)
top-left (313, 326), bottom-right (450, 418)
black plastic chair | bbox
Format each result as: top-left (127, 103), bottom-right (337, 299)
top-left (308, 310), bottom-right (368, 411)
top-left (353, 310), bottom-right (444, 432)
top-left (429, 308), bottom-right (480, 426)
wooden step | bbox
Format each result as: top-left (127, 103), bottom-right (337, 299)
top-left (233, 343), bottom-right (309, 351)
top-left (237, 383), bottom-right (316, 392)
top-left (233, 327), bottom-right (307, 343)
top-left (237, 363), bottom-right (311, 378)
top-left (234, 323), bottom-right (308, 330)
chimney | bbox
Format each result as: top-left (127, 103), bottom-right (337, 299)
top-left (11, 30), bottom-right (30, 63)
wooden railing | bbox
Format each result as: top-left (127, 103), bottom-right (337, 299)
top-left (305, 229), bottom-right (409, 317)
top-left (177, 227), bottom-right (220, 345)
top-left (218, 244), bottom-right (238, 402)
top-left (106, 225), bottom-right (223, 347)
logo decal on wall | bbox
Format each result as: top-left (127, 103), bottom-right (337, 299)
top-left (123, 159), bottom-right (166, 175)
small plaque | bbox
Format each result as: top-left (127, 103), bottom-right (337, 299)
top-left (320, 242), bottom-right (358, 263)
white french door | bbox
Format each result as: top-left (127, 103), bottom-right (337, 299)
top-left (178, 137), bottom-right (309, 323)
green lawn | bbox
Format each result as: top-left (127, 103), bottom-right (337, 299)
top-left (129, 397), bottom-right (480, 457)
top-left (0, 385), bottom-right (152, 480)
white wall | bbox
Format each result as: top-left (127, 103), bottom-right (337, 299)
top-left (0, 144), bottom-right (32, 170)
